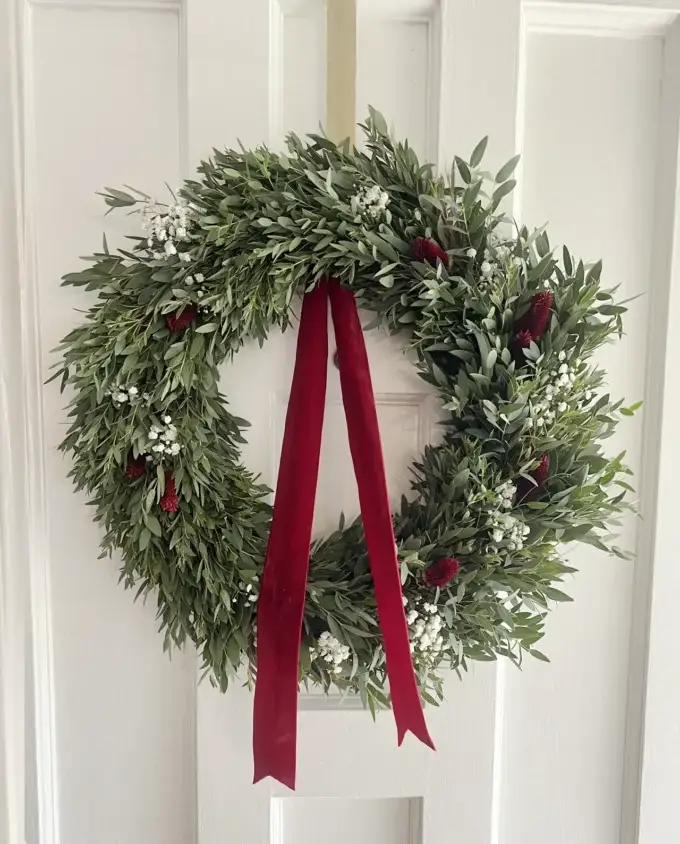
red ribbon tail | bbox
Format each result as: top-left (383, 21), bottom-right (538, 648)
top-left (329, 280), bottom-right (435, 752)
top-left (253, 281), bottom-right (330, 790)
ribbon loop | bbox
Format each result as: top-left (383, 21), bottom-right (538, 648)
top-left (253, 279), bottom-right (434, 790)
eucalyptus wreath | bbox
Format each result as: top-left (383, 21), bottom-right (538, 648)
top-left (53, 108), bottom-right (636, 712)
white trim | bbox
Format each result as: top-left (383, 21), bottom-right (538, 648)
top-left (357, 0), bottom-right (439, 18)
top-left (424, 3), bottom-right (442, 168)
top-left (29, 0), bottom-right (179, 9)
top-left (270, 796), bottom-right (285, 844)
top-left (268, 0), bottom-right (286, 149)
top-left (298, 690), bottom-right (365, 711)
top-left (523, 0), bottom-right (678, 37)
top-left (0, 1), bottom-right (26, 839)
top-left (407, 797), bottom-right (424, 844)
top-left (9, 1), bottom-right (62, 842)
top-left (636, 17), bottom-right (680, 844)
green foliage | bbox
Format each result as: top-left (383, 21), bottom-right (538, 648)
top-left (53, 111), bottom-right (636, 711)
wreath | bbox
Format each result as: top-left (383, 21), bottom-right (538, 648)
top-left (54, 109), bottom-right (636, 714)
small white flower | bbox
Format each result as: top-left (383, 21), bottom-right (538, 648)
top-left (558, 401), bottom-right (567, 413)
top-left (559, 363), bottom-right (569, 375)
top-left (466, 248), bottom-right (477, 258)
top-left (558, 351), bottom-right (566, 362)
top-left (163, 415), bottom-right (172, 424)
top-left (195, 273), bottom-right (204, 283)
top-left (164, 240), bottom-right (177, 256)
top-left (128, 386), bottom-right (138, 396)
top-left (480, 261), bottom-right (492, 275)
top-left (179, 252), bottom-right (191, 262)
top-left (185, 275), bottom-right (194, 286)
top-left (148, 430), bottom-right (159, 440)
top-left (169, 442), bottom-right (181, 455)
top-left (115, 392), bottom-right (128, 403)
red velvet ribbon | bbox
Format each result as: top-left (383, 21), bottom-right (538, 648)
top-left (253, 278), bottom-right (434, 790)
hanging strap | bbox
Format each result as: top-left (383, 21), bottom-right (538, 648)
top-left (253, 279), bottom-right (434, 790)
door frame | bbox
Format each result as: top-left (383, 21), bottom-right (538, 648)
top-left (2, 1), bottom-right (680, 843)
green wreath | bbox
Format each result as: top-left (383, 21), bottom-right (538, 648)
top-left (53, 109), bottom-right (636, 712)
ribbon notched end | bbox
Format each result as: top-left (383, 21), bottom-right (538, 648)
top-left (397, 723), bottom-right (436, 752)
top-left (253, 759), bottom-right (297, 791)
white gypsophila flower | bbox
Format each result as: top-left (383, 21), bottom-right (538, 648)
top-left (487, 511), bottom-right (529, 552)
top-left (467, 248), bottom-right (477, 258)
top-left (108, 383), bottom-right (144, 407)
top-left (144, 416), bottom-right (182, 460)
top-left (404, 597), bottom-right (448, 662)
top-left (142, 198), bottom-right (194, 262)
top-left (350, 183), bottom-right (390, 220)
top-left (533, 353), bottom-right (582, 429)
top-left (310, 631), bottom-right (351, 674)
top-left (496, 480), bottom-right (516, 509)
top-left (238, 580), bottom-right (259, 605)
top-left (195, 273), bottom-right (204, 283)
top-left (480, 261), bottom-right (492, 276)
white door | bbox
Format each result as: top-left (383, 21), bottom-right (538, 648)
top-left (3, 1), bottom-right (680, 843)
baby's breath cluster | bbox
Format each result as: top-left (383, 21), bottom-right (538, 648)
top-left (142, 197), bottom-right (195, 262)
top-left (146, 415), bottom-right (181, 458)
top-left (351, 183), bottom-right (390, 220)
top-left (310, 632), bottom-right (351, 674)
top-left (405, 598), bottom-right (448, 663)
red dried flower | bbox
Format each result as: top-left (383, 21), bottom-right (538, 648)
top-left (160, 472), bottom-right (179, 513)
top-left (514, 329), bottom-right (532, 350)
top-left (533, 454), bottom-right (550, 486)
top-left (527, 291), bottom-right (553, 340)
top-left (125, 455), bottom-right (147, 479)
top-left (517, 455), bottom-right (550, 502)
top-left (166, 305), bottom-right (198, 333)
top-left (423, 557), bottom-right (461, 589)
top-left (412, 237), bottom-right (449, 267)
